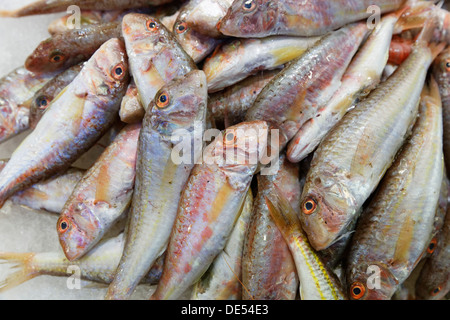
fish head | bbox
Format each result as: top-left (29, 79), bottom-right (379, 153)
top-left (207, 120), bottom-right (268, 188)
top-left (415, 263), bottom-right (449, 300)
top-left (57, 200), bottom-right (105, 261)
top-left (147, 70), bottom-right (208, 139)
top-left (346, 262), bottom-right (399, 300)
top-left (218, 0), bottom-right (278, 37)
top-left (85, 38), bottom-right (130, 97)
top-left (299, 171), bottom-right (358, 251)
top-left (432, 47), bottom-right (450, 84)
top-left (25, 38), bottom-right (68, 74)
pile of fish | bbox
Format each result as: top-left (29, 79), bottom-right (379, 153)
top-left (0, 0), bottom-right (449, 300)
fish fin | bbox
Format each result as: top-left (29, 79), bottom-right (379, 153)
top-left (395, 1), bottom-right (435, 32)
top-left (0, 252), bottom-right (38, 292)
top-left (414, 15), bottom-right (446, 59)
top-left (264, 183), bottom-right (302, 241)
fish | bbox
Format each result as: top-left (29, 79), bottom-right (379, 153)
top-left (119, 80), bottom-right (145, 124)
top-left (241, 154), bottom-right (300, 300)
top-left (0, 66), bottom-right (56, 144)
top-left (0, 38), bottom-right (129, 209)
top-left (0, 160), bottom-right (84, 214)
top-left (173, 0), bottom-right (222, 64)
top-left (105, 70), bottom-right (208, 300)
top-left (151, 120), bottom-right (268, 300)
top-left (25, 22), bottom-right (122, 74)
top-left (218, 0), bottom-right (404, 38)
top-left (208, 70), bottom-right (279, 129)
top-left (0, 0), bottom-right (175, 17)
top-left (184, 0), bottom-right (234, 38)
top-left (191, 189), bottom-right (253, 300)
top-left (0, 234), bottom-right (164, 292)
top-left (286, 10), bottom-right (404, 163)
top-left (29, 63), bottom-right (84, 129)
top-left (415, 198), bottom-right (450, 300)
top-left (245, 23), bottom-right (368, 159)
top-left (121, 13), bottom-right (197, 113)
top-left (57, 123), bottom-right (141, 261)
top-left (203, 35), bottom-right (321, 92)
top-left (345, 77), bottom-right (444, 300)
top-left (265, 184), bottom-right (347, 300)
top-left (298, 20), bottom-right (445, 251)
top-left (432, 47), bottom-right (450, 175)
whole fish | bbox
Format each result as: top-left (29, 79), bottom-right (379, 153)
top-left (29, 63), bottom-right (84, 129)
top-left (0, 0), bottom-right (174, 17)
top-left (433, 47), bottom-right (450, 174)
top-left (0, 66), bottom-right (56, 144)
top-left (203, 35), bottom-right (321, 92)
top-left (218, 0), bottom-right (404, 38)
top-left (191, 189), bottom-right (253, 300)
top-left (345, 78), bottom-right (444, 300)
top-left (245, 23), bottom-right (368, 157)
top-left (25, 22), bottom-right (122, 74)
top-left (184, 0), bottom-right (234, 37)
top-left (208, 70), bottom-right (279, 129)
top-left (119, 80), bottom-right (145, 124)
top-left (286, 10), bottom-right (404, 163)
top-left (415, 201), bottom-right (450, 300)
top-left (151, 120), bottom-right (268, 300)
top-left (0, 38), bottom-right (129, 209)
top-left (57, 123), bottom-right (141, 261)
top-left (121, 13), bottom-right (196, 113)
top-left (241, 154), bottom-right (300, 300)
top-left (105, 70), bottom-right (208, 300)
top-left (0, 160), bottom-right (84, 214)
top-left (298, 22), bottom-right (444, 251)
top-left (173, 0), bottom-right (222, 64)
top-left (265, 185), bottom-right (347, 300)
top-left (0, 234), bottom-right (164, 292)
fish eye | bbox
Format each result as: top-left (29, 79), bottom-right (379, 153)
top-left (58, 217), bottom-right (69, 234)
top-left (176, 21), bottom-right (188, 34)
top-left (111, 63), bottom-right (126, 80)
top-left (36, 96), bottom-right (48, 109)
top-left (156, 91), bottom-right (170, 109)
top-left (146, 19), bottom-right (158, 32)
top-left (445, 60), bottom-right (450, 71)
top-left (350, 282), bottom-right (366, 300)
top-left (224, 131), bottom-right (236, 145)
top-left (49, 52), bottom-right (65, 63)
top-left (430, 286), bottom-right (442, 296)
top-left (242, 0), bottom-right (256, 12)
top-left (302, 197), bottom-right (317, 215)
top-left (427, 238), bottom-right (437, 254)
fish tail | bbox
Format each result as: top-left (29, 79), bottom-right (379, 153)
top-left (0, 10), bottom-right (18, 17)
top-left (0, 252), bottom-right (38, 292)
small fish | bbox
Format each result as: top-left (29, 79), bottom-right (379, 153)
top-left (0, 234), bottom-right (164, 292)
top-left (25, 22), bottom-right (122, 74)
top-left (0, 160), bottom-right (84, 214)
top-left (432, 47), bottom-right (450, 174)
top-left (105, 70), bottom-right (208, 300)
top-left (241, 154), bottom-right (300, 300)
top-left (245, 23), bottom-right (368, 158)
top-left (0, 0), bottom-right (174, 17)
top-left (265, 184), bottom-right (346, 300)
top-left (286, 10), bottom-right (404, 163)
top-left (57, 123), bottom-right (141, 261)
top-left (151, 120), bottom-right (268, 300)
top-left (119, 80), bottom-right (145, 124)
top-left (191, 189), bottom-right (253, 300)
top-left (0, 38), bottom-right (129, 209)
top-left (203, 35), bottom-right (321, 92)
top-left (121, 13), bottom-right (196, 113)
top-left (173, 0), bottom-right (222, 64)
top-left (0, 66), bottom-right (56, 144)
top-left (345, 77), bottom-right (444, 300)
top-left (208, 70), bottom-right (279, 129)
top-left (298, 20), bottom-right (445, 251)
top-left (218, 0), bottom-right (404, 38)
top-left (29, 63), bottom-right (84, 129)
